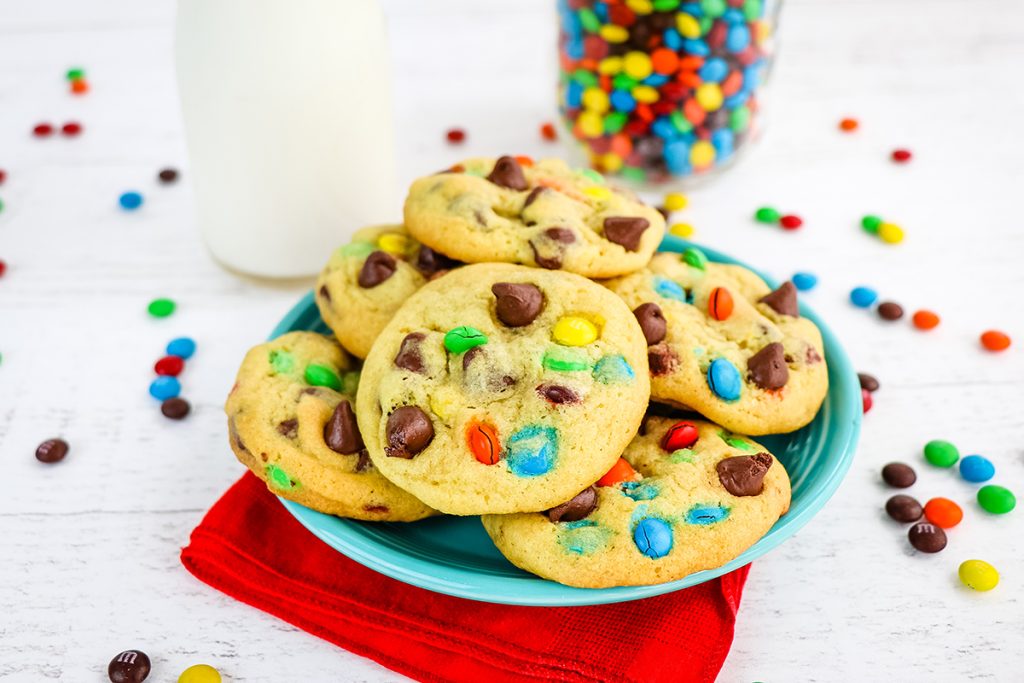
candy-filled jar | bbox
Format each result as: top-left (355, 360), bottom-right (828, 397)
top-left (557, 0), bottom-right (780, 185)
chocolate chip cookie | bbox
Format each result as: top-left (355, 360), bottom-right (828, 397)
top-left (604, 251), bottom-right (828, 435)
top-left (354, 263), bottom-right (651, 515)
top-left (403, 156), bottom-right (665, 278)
top-left (482, 416), bottom-right (791, 588)
top-left (225, 331), bottom-right (436, 521)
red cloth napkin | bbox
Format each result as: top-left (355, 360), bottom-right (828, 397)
top-left (181, 473), bottom-right (750, 683)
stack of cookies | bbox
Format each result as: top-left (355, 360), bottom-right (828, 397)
top-left (225, 156), bottom-right (829, 588)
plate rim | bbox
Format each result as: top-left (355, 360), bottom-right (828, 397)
top-left (270, 236), bottom-right (862, 606)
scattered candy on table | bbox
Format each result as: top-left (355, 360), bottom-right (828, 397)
top-left (979, 330), bottom-right (1011, 352)
top-left (33, 122), bottom-right (54, 137)
top-left (881, 462), bottom-right (915, 488)
top-left (178, 663), bottom-right (222, 683)
top-left (119, 191), bottom-right (144, 210)
top-left (912, 309), bottom-right (940, 330)
top-left (446, 128), bottom-right (466, 144)
top-left (66, 67), bottom-right (85, 81)
top-left (849, 286), bottom-right (878, 308)
top-left (70, 78), bottom-right (89, 95)
top-left (155, 355), bottom-right (185, 376)
top-left (108, 649), bottom-right (151, 683)
top-left (908, 521), bottom-right (946, 553)
top-left (61, 121), bottom-right (82, 136)
top-left (161, 397), bottom-right (191, 420)
top-left (0, 168), bottom-right (6, 184)
top-left (891, 148), bottom-right (912, 163)
top-left (158, 168), bottom-right (179, 183)
top-left (959, 455), bottom-right (995, 483)
top-left (877, 301), bottom-right (904, 321)
top-left (878, 222), bottom-right (904, 244)
top-left (924, 439), bottom-right (959, 468)
top-left (149, 376), bottom-right (181, 400)
top-left (669, 222), bottom-right (694, 237)
top-left (167, 336), bottom-right (196, 359)
top-left (977, 485), bottom-right (1016, 514)
top-left (861, 388), bottom-right (873, 413)
top-left (35, 438), bottom-right (69, 464)
top-left (858, 372), bottom-right (880, 393)
top-left (147, 298), bottom-right (175, 318)
top-left (779, 214), bottom-right (802, 230)
top-left (0, 259), bottom-right (7, 277)
top-left (838, 117), bottom-right (858, 132)
top-left (755, 206), bottom-right (781, 224)
top-left (923, 497), bottom-right (962, 528)
top-left (663, 192), bottom-right (687, 211)
top-left (886, 494), bottom-right (922, 523)
top-left (792, 272), bottom-right (817, 291)
top-left (958, 559), bottom-right (999, 592)
top-left (861, 214), bottom-right (882, 234)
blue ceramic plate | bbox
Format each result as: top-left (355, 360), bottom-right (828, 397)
top-left (272, 236), bottom-right (861, 606)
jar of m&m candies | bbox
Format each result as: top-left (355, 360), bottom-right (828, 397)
top-left (557, 0), bottom-right (779, 185)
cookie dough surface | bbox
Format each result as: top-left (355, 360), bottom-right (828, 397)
top-left (482, 417), bottom-right (791, 588)
top-left (315, 224), bottom-right (460, 358)
top-left (604, 251), bottom-right (828, 435)
top-left (355, 263), bottom-right (650, 515)
top-left (225, 331), bottom-right (436, 521)
top-left (403, 156), bottom-right (665, 278)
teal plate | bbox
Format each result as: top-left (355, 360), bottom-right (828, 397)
top-left (272, 236), bottom-right (861, 606)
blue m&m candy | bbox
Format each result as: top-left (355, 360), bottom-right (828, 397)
top-left (633, 518), bottom-right (673, 559)
top-left (119, 191), bottom-right (143, 210)
top-left (707, 358), bottom-right (742, 401)
top-left (149, 376), bottom-right (181, 400)
top-left (850, 286), bottom-right (878, 308)
top-left (792, 272), bottom-right (817, 291)
top-left (166, 337), bottom-right (196, 360)
top-left (959, 455), bottom-right (995, 483)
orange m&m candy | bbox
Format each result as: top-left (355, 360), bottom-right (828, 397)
top-left (467, 421), bottom-right (501, 465)
top-left (923, 497), bottom-right (963, 528)
top-left (596, 458), bottom-right (638, 486)
top-left (980, 330), bottom-right (1011, 352)
top-left (708, 287), bottom-right (734, 321)
top-left (912, 310), bottom-right (940, 331)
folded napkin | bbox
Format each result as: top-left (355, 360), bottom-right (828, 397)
top-left (181, 473), bottom-right (750, 683)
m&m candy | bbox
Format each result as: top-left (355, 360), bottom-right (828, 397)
top-left (838, 117), bottom-right (859, 132)
top-left (147, 298), bottom-right (175, 318)
top-left (166, 337), bottom-right (197, 359)
top-left (958, 560), bottom-right (999, 592)
top-left (980, 330), bottom-right (1011, 352)
top-left (912, 310), bottom-right (940, 330)
top-left (923, 497), bottom-right (962, 528)
top-left (977, 485), bottom-right (1016, 514)
top-left (959, 455), bottom-right (995, 483)
top-left (178, 664), bottom-right (222, 683)
top-left (924, 439), bottom-right (959, 468)
top-left (149, 376), bottom-right (181, 401)
top-left (792, 272), bottom-right (817, 291)
top-left (779, 214), bottom-right (803, 230)
top-left (119, 191), bottom-right (144, 210)
top-left (849, 286), bottom-right (878, 308)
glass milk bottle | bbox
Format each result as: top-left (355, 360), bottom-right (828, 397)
top-left (175, 0), bottom-right (398, 277)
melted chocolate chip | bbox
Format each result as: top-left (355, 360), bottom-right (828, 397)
top-left (277, 418), bottom-right (298, 439)
top-left (529, 241), bottom-right (563, 269)
top-left (492, 282), bottom-right (544, 326)
top-left (385, 406), bottom-right (434, 458)
top-left (355, 450), bottom-right (371, 472)
top-left (324, 400), bottom-right (363, 454)
top-left (547, 486), bottom-right (598, 523)
top-left (805, 346), bottom-right (823, 364)
top-left (486, 155), bottom-right (528, 190)
top-left (747, 342), bottom-right (789, 390)
top-left (318, 284), bottom-right (331, 302)
top-left (758, 281), bottom-right (799, 317)
top-left (358, 250), bottom-right (397, 288)
top-left (415, 245), bottom-right (459, 275)
top-left (523, 186), bottom-right (546, 207)
top-left (394, 332), bottom-right (427, 373)
top-left (716, 453), bottom-right (773, 497)
top-left (603, 216), bottom-right (651, 251)
top-left (633, 302), bottom-right (667, 345)
top-left (648, 344), bottom-right (678, 376)
top-left (363, 504), bottom-right (390, 514)
top-left (544, 227), bottom-right (576, 243)
top-left (537, 384), bottom-right (580, 405)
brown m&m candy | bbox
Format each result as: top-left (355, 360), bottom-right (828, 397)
top-left (877, 302), bottom-right (904, 321)
top-left (486, 155), bottom-right (528, 191)
top-left (881, 462), bottom-right (916, 488)
top-left (632, 302), bottom-right (666, 345)
top-left (491, 282), bottom-right (543, 327)
top-left (602, 216), bottom-right (650, 251)
top-left (858, 373), bottom-right (880, 392)
top-left (385, 406), bottom-right (434, 458)
top-left (547, 486), bottom-right (598, 523)
top-left (324, 399), bottom-right (363, 455)
top-left (908, 521), bottom-right (947, 553)
top-left (357, 251), bottom-right (397, 288)
top-left (35, 438), bottom-right (69, 463)
top-left (108, 650), bottom-right (151, 683)
top-left (716, 453), bottom-right (773, 497)
top-left (747, 342), bottom-right (788, 390)
top-left (885, 494), bottom-right (923, 522)
top-left (759, 281), bottom-right (799, 317)
top-left (161, 397), bottom-right (190, 420)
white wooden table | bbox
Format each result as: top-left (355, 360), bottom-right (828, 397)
top-left (2, 0), bottom-right (1023, 681)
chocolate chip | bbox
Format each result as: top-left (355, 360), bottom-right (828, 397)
top-left (385, 406), bottom-right (434, 458)
top-left (858, 373), bottom-right (880, 392)
top-left (544, 227), bottom-right (576, 243)
top-left (886, 494), bottom-right (923, 523)
top-left (633, 302), bottom-right (666, 345)
top-left (161, 397), bottom-right (190, 420)
top-left (108, 650), bottom-right (151, 683)
top-left (877, 302), bottom-right (904, 321)
top-left (716, 453), bottom-right (773, 497)
top-left (908, 521), bottom-right (947, 553)
top-left (882, 462), bottom-right (916, 488)
top-left (415, 245), bottom-right (459, 275)
top-left (523, 186), bottom-right (546, 207)
top-left (758, 281), bottom-right (799, 317)
top-left (747, 342), bottom-right (789, 390)
top-left (529, 242), bottom-right (563, 269)
top-left (547, 486), bottom-right (598, 523)
top-left (805, 346), bottom-right (823, 364)
top-left (492, 282), bottom-right (544, 326)
top-left (229, 418), bottom-right (249, 455)
top-left (655, 206), bottom-right (670, 221)
top-left (355, 450), bottom-right (371, 472)
top-left (486, 155), bottom-right (528, 190)
top-left (394, 332), bottom-right (427, 373)
top-left (357, 250), bottom-right (397, 288)
top-left (648, 344), bottom-right (678, 376)
top-left (277, 418), bottom-right (298, 439)
top-left (603, 216), bottom-right (650, 251)
top-left (318, 284), bottom-right (331, 302)
top-left (537, 384), bottom-right (580, 405)
top-left (324, 399), bottom-right (363, 454)
top-left (35, 438), bottom-right (68, 463)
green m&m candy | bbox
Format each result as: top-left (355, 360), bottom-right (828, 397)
top-left (682, 247), bottom-right (707, 270)
top-left (147, 297), bottom-right (175, 318)
top-left (923, 439), bottom-right (959, 468)
top-left (861, 214), bottom-right (883, 234)
top-left (444, 326), bottom-right (487, 354)
top-left (977, 485), bottom-right (1016, 514)
top-left (754, 206), bottom-right (780, 224)
top-left (304, 363), bottom-right (341, 390)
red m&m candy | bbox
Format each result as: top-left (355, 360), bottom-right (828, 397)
top-left (661, 421), bottom-right (699, 451)
top-left (154, 355), bottom-right (185, 377)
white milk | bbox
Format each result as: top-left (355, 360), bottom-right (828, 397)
top-left (175, 0), bottom-right (397, 277)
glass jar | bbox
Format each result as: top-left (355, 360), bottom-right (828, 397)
top-left (557, 0), bottom-right (779, 186)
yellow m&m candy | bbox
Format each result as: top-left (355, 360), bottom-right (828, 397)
top-left (695, 83), bottom-right (724, 112)
top-left (178, 664), bottom-right (221, 683)
top-left (878, 222), bottom-right (904, 244)
top-left (553, 317), bottom-right (599, 346)
top-left (690, 141), bottom-right (717, 168)
top-left (958, 559), bottom-right (999, 592)
top-left (377, 233), bottom-right (411, 255)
